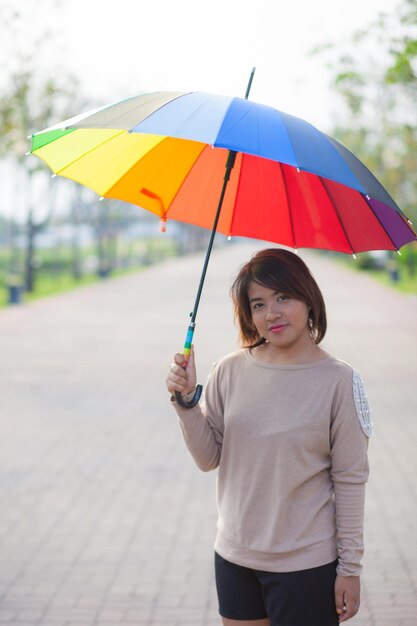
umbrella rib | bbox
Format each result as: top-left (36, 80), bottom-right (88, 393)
top-left (278, 163), bottom-right (296, 248)
top-left (361, 193), bottom-right (399, 251)
top-left (318, 177), bottom-right (355, 254)
top-left (104, 92), bottom-right (189, 128)
top-left (321, 177), bottom-right (400, 252)
top-left (227, 152), bottom-right (244, 236)
top-left (103, 138), bottom-right (206, 207)
top-left (159, 143), bottom-right (209, 216)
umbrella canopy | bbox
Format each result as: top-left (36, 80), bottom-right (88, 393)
top-left (30, 88), bottom-right (416, 408)
top-left (31, 91), bottom-right (416, 254)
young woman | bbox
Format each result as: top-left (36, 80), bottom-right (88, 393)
top-left (166, 248), bottom-right (372, 626)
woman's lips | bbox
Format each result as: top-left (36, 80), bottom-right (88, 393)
top-left (269, 324), bottom-right (287, 333)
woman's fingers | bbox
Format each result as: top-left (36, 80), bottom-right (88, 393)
top-left (166, 355), bottom-right (189, 394)
top-left (167, 365), bottom-right (187, 386)
top-left (166, 347), bottom-right (197, 396)
top-left (174, 352), bottom-right (185, 366)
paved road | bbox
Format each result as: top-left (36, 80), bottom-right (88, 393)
top-left (0, 241), bottom-right (416, 626)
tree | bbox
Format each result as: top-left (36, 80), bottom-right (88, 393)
top-left (315, 0), bottom-right (417, 232)
top-left (385, 0), bottom-right (417, 93)
top-left (0, 0), bottom-right (89, 292)
top-left (0, 70), bottom-right (88, 291)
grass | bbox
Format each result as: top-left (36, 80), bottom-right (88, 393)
top-left (0, 266), bottom-right (141, 308)
top-left (0, 238), bottom-right (178, 308)
top-left (326, 246), bottom-right (417, 296)
top-left (24, 273), bottom-right (103, 301)
top-left (365, 267), bottom-right (417, 294)
top-left (2, 240), bottom-right (416, 308)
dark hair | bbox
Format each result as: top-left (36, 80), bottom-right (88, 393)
top-left (230, 248), bottom-right (327, 348)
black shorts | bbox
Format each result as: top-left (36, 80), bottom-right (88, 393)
top-left (215, 552), bottom-right (339, 626)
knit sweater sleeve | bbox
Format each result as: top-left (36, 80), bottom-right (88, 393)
top-left (171, 362), bottom-right (224, 472)
top-left (330, 369), bottom-right (371, 577)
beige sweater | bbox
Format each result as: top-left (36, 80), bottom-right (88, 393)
top-left (172, 350), bottom-right (371, 577)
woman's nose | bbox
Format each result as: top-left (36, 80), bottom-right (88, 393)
top-left (265, 303), bottom-right (282, 320)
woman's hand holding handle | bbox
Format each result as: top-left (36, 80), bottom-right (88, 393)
top-left (166, 346), bottom-right (202, 407)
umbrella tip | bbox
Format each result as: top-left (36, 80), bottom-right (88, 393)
top-left (159, 218), bottom-right (167, 233)
top-left (245, 68), bottom-right (256, 100)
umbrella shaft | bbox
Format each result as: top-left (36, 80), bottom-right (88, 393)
top-left (186, 66), bottom-right (255, 329)
top-left (189, 149), bottom-right (237, 324)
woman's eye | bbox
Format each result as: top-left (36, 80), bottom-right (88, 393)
top-left (277, 294), bottom-right (289, 302)
top-left (252, 302), bottom-right (263, 310)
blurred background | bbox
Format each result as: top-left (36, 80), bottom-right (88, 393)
top-left (0, 0), bottom-right (416, 307)
top-left (1, 4), bottom-right (416, 625)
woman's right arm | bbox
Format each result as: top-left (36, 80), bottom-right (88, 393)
top-left (166, 348), bottom-right (224, 471)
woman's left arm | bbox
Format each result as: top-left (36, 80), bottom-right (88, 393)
top-left (330, 369), bottom-right (372, 614)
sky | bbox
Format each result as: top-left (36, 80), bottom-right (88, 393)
top-left (0, 0), bottom-right (403, 221)
top-left (56, 0), bottom-right (402, 128)
top-left (3, 0), bottom-right (402, 129)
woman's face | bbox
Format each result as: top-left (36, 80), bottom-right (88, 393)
top-left (247, 281), bottom-right (311, 352)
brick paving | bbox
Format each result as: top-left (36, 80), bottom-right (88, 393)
top-left (0, 241), bottom-right (416, 625)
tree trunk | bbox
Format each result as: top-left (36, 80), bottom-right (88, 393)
top-left (71, 199), bottom-right (82, 280)
top-left (24, 212), bottom-right (35, 292)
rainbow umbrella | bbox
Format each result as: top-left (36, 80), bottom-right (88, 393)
top-left (30, 73), bottom-right (416, 406)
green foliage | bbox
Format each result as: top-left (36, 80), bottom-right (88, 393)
top-left (0, 0), bottom-right (87, 160)
top-left (385, 10), bottom-right (417, 87)
top-left (316, 0), bottom-right (417, 234)
top-left (362, 245), bottom-right (417, 294)
top-left (386, 48), bottom-right (416, 84)
top-left (0, 71), bottom-right (84, 162)
top-left (0, 237), bottom-right (179, 308)
top-left (0, 0), bottom-right (93, 292)
top-left (330, 244), bottom-right (417, 294)
top-left (312, 0), bottom-right (417, 285)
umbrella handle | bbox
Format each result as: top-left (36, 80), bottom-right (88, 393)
top-left (174, 321), bottom-right (203, 408)
top-left (175, 385), bottom-right (203, 408)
